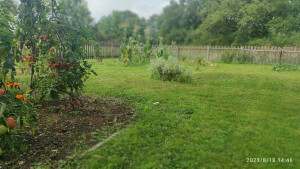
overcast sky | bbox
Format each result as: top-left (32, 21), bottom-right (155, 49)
top-left (86, 0), bottom-right (176, 22)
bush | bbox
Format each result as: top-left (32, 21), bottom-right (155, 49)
top-left (273, 63), bottom-right (300, 72)
top-left (221, 50), bottom-right (235, 63)
top-left (235, 54), bottom-right (253, 64)
top-left (221, 50), bottom-right (253, 64)
top-left (150, 57), bottom-right (192, 82)
top-left (181, 55), bottom-right (187, 61)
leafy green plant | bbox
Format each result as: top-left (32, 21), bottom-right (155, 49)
top-left (150, 57), bottom-right (192, 82)
top-left (120, 32), bottom-right (140, 65)
top-left (0, 82), bottom-right (37, 152)
top-left (120, 32), bottom-right (152, 65)
top-left (221, 50), bottom-right (253, 64)
top-left (221, 50), bottom-right (235, 63)
top-left (140, 37), bottom-right (152, 63)
top-left (155, 42), bottom-right (172, 60)
top-left (195, 56), bottom-right (206, 70)
top-left (15, 0), bottom-right (97, 108)
top-left (181, 55), bottom-right (187, 61)
top-left (272, 63), bottom-right (300, 72)
top-left (235, 53), bottom-right (253, 64)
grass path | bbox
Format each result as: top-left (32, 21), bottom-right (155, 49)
top-left (74, 59), bottom-right (299, 168)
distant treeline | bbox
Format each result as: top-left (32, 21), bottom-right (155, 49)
top-left (90, 0), bottom-right (300, 46)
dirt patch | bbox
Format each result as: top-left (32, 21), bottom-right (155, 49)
top-left (0, 97), bottom-right (134, 169)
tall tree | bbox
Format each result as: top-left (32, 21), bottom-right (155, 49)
top-left (60, 0), bottom-right (93, 26)
top-left (95, 10), bottom-right (146, 43)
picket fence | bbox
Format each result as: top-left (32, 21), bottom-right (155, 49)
top-left (84, 42), bottom-right (300, 65)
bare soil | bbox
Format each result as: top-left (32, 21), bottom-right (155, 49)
top-left (0, 97), bottom-right (134, 169)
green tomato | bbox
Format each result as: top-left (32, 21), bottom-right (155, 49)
top-left (0, 125), bottom-right (8, 136)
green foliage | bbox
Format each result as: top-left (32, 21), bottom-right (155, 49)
top-left (221, 50), bottom-right (253, 64)
top-left (273, 63), bottom-right (300, 72)
top-left (60, 0), bottom-right (93, 26)
top-left (141, 37), bottom-right (152, 63)
top-left (16, 0), bottom-right (96, 104)
top-left (120, 32), bottom-right (140, 65)
top-left (196, 56), bottom-right (205, 65)
top-left (120, 32), bottom-right (152, 65)
top-left (149, 0), bottom-right (300, 46)
top-left (181, 55), bottom-right (187, 61)
top-left (0, 83), bottom-right (37, 152)
top-left (221, 50), bottom-right (235, 63)
top-left (0, 0), bottom-right (17, 81)
top-left (235, 53), bottom-right (253, 64)
top-left (155, 42), bottom-right (172, 60)
top-left (150, 57), bottom-right (191, 82)
top-left (95, 11), bottom-right (146, 43)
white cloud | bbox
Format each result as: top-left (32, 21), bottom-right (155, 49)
top-left (86, 0), bottom-right (174, 21)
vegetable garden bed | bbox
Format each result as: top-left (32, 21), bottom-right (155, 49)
top-left (0, 97), bottom-right (134, 168)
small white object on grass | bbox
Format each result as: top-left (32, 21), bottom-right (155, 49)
top-left (153, 102), bottom-right (159, 105)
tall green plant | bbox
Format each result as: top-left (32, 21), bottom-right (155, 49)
top-left (0, 0), bottom-right (37, 153)
top-left (120, 32), bottom-right (152, 65)
top-left (16, 0), bottom-right (96, 107)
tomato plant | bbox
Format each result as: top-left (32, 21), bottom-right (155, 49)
top-left (0, 82), bottom-right (37, 152)
top-left (16, 0), bottom-right (97, 108)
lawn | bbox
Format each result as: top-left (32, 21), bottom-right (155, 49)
top-left (71, 59), bottom-right (299, 169)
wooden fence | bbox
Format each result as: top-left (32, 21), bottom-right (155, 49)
top-left (84, 42), bottom-right (300, 65)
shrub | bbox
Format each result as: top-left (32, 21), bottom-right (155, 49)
top-left (272, 63), bottom-right (300, 72)
top-left (235, 54), bottom-right (253, 64)
top-left (181, 55), bottom-right (187, 61)
top-left (221, 50), bottom-right (235, 63)
top-left (196, 56), bottom-right (205, 65)
top-left (150, 57), bottom-right (191, 82)
top-left (221, 50), bottom-right (253, 64)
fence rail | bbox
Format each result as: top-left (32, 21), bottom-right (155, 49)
top-left (84, 42), bottom-right (300, 65)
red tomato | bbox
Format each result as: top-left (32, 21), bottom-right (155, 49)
top-left (0, 89), bottom-right (5, 95)
top-left (7, 118), bottom-right (16, 130)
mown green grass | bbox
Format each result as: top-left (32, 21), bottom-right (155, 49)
top-left (71, 59), bottom-right (299, 168)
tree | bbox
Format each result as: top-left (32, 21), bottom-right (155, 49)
top-left (60, 0), bottom-right (94, 26)
top-left (95, 10), bottom-right (146, 43)
top-left (0, 0), bottom-right (17, 81)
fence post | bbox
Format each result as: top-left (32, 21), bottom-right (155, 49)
top-left (279, 48), bottom-right (283, 63)
top-left (206, 46), bottom-right (210, 62)
top-left (177, 45), bottom-right (180, 59)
